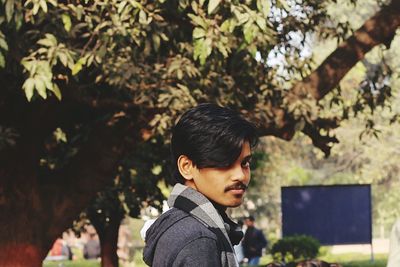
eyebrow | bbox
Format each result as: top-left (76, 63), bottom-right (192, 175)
top-left (242, 155), bottom-right (252, 162)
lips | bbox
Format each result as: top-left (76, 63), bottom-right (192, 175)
top-left (229, 188), bottom-right (246, 195)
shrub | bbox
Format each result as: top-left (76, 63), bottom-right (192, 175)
top-left (271, 235), bottom-right (320, 263)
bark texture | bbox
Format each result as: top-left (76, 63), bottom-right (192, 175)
top-left (95, 212), bottom-right (124, 267)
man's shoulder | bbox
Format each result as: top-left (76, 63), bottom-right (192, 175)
top-left (160, 208), bottom-right (218, 241)
top-left (149, 208), bottom-right (220, 266)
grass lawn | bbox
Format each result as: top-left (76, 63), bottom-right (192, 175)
top-left (43, 252), bottom-right (388, 267)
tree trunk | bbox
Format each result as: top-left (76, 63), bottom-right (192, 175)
top-left (0, 177), bottom-right (52, 267)
top-left (90, 207), bottom-right (124, 267)
top-left (0, 182), bottom-right (49, 267)
top-left (0, 136), bottom-right (53, 267)
top-left (98, 218), bottom-right (123, 267)
top-left (0, 119), bottom-right (131, 266)
top-left (0, 244), bottom-right (46, 267)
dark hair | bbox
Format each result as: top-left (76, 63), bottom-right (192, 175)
top-left (246, 215), bottom-right (255, 222)
top-left (170, 103), bottom-right (258, 184)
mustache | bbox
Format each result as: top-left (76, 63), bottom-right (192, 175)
top-left (224, 182), bottom-right (248, 192)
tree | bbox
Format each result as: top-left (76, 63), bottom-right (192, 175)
top-left (1, 0), bottom-right (400, 266)
top-left (74, 137), bottom-right (168, 267)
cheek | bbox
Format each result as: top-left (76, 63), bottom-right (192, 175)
top-left (245, 171), bottom-right (251, 182)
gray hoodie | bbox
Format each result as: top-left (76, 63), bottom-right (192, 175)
top-left (143, 207), bottom-right (222, 267)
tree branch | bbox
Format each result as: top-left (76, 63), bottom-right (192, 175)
top-left (258, 1), bottom-right (400, 155)
top-left (292, 0), bottom-right (400, 100)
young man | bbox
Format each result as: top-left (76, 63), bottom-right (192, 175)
top-left (242, 215), bottom-right (268, 266)
top-left (143, 103), bottom-right (258, 267)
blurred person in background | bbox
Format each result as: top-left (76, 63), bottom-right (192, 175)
top-left (84, 233), bottom-right (100, 260)
top-left (242, 215), bottom-right (268, 266)
top-left (387, 218), bottom-right (400, 267)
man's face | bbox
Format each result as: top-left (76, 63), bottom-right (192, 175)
top-left (187, 141), bottom-right (252, 208)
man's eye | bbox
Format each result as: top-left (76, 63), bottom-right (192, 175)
top-left (241, 161), bottom-right (250, 168)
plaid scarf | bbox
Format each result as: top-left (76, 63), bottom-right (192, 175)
top-left (167, 183), bottom-right (241, 267)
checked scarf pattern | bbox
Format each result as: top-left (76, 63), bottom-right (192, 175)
top-left (167, 183), bottom-right (240, 267)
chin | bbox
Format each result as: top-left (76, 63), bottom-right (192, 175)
top-left (226, 200), bottom-right (243, 208)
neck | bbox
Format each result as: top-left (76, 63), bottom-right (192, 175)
top-left (210, 200), bottom-right (227, 213)
top-left (183, 182), bottom-right (228, 212)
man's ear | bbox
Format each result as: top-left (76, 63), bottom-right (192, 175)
top-left (177, 155), bottom-right (195, 181)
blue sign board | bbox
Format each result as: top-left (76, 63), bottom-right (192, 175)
top-left (281, 184), bottom-right (372, 245)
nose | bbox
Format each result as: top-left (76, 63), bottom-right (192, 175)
top-left (232, 164), bottom-right (250, 184)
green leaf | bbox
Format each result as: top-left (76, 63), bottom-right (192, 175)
top-left (220, 19), bottom-right (231, 33)
top-left (208, 0), bottom-right (221, 14)
top-left (234, 10), bottom-right (250, 25)
top-left (152, 34), bottom-right (161, 51)
top-left (34, 77), bottom-right (47, 99)
top-left (257, 0), bottom-right (270, 17)
top-left (178, 0), bottom-right (189, 9)
top-left (191, 1), bottom-right (198, 12)
top-left (71, 57), bottom-right (86, 75)
top-left (187, 14), bottom-right (207, 29)
top-left (243, 22), bottom-right (255, 43)
top-left (276, 0), bottom-right (289, 10)
top-left (45, 34), bottom-right (58, 44)
top-left (32, 3), bottom-right (40, 15)
top-left (58, 52), bottom-right (68, 67)
top-left (21, 59), bottom-right (32, 71)
top-left (14, 13), bottom-right (23, 30)
top-left (177, 69), bottom-right (183, 80)
top-left (39, 0), bottom-right (48, 13)
top-left (193, 27), bottom-right (206, 39)
top-left (23, 0), bottom-right (31, 7)
top-left (22, 78), bottom-right (35, 101)
top-left (76, 5), bottom-right (84, 20)
top-left (118, 0), bottom-right (128, 13)
top-left (151, 165), bottom-right (162, 175)
top-left (50, 83), bottom-right (62, 100)
top-left (37, 39), bottom-right (54, 47)
top-left (249, 45), bottom-right (257, 57)
top-left (194, 38), bottom-right (212, 65)
top-left (193, 39), bottom-right (202, 61)
top-left (217, 42), bottom-right (229, 57)
top-left (87, 54), bottom-right (94, 66)
top-left (255, 16), bottom-right (267, 31)
top-left (160, 33), bottom-right (169, 41)
top-left (0, 53), bottom-right (5, 68)
top-left (61, 14), bottom-right (72, 32)
top-left (5, 0), bottom-right (14, 22)
top-left (54, 127), bottom-right (67, 142)
top-left (139, 10), bottom-right (147, 24)
top-left (0, 37), bottom-right (8, 51)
